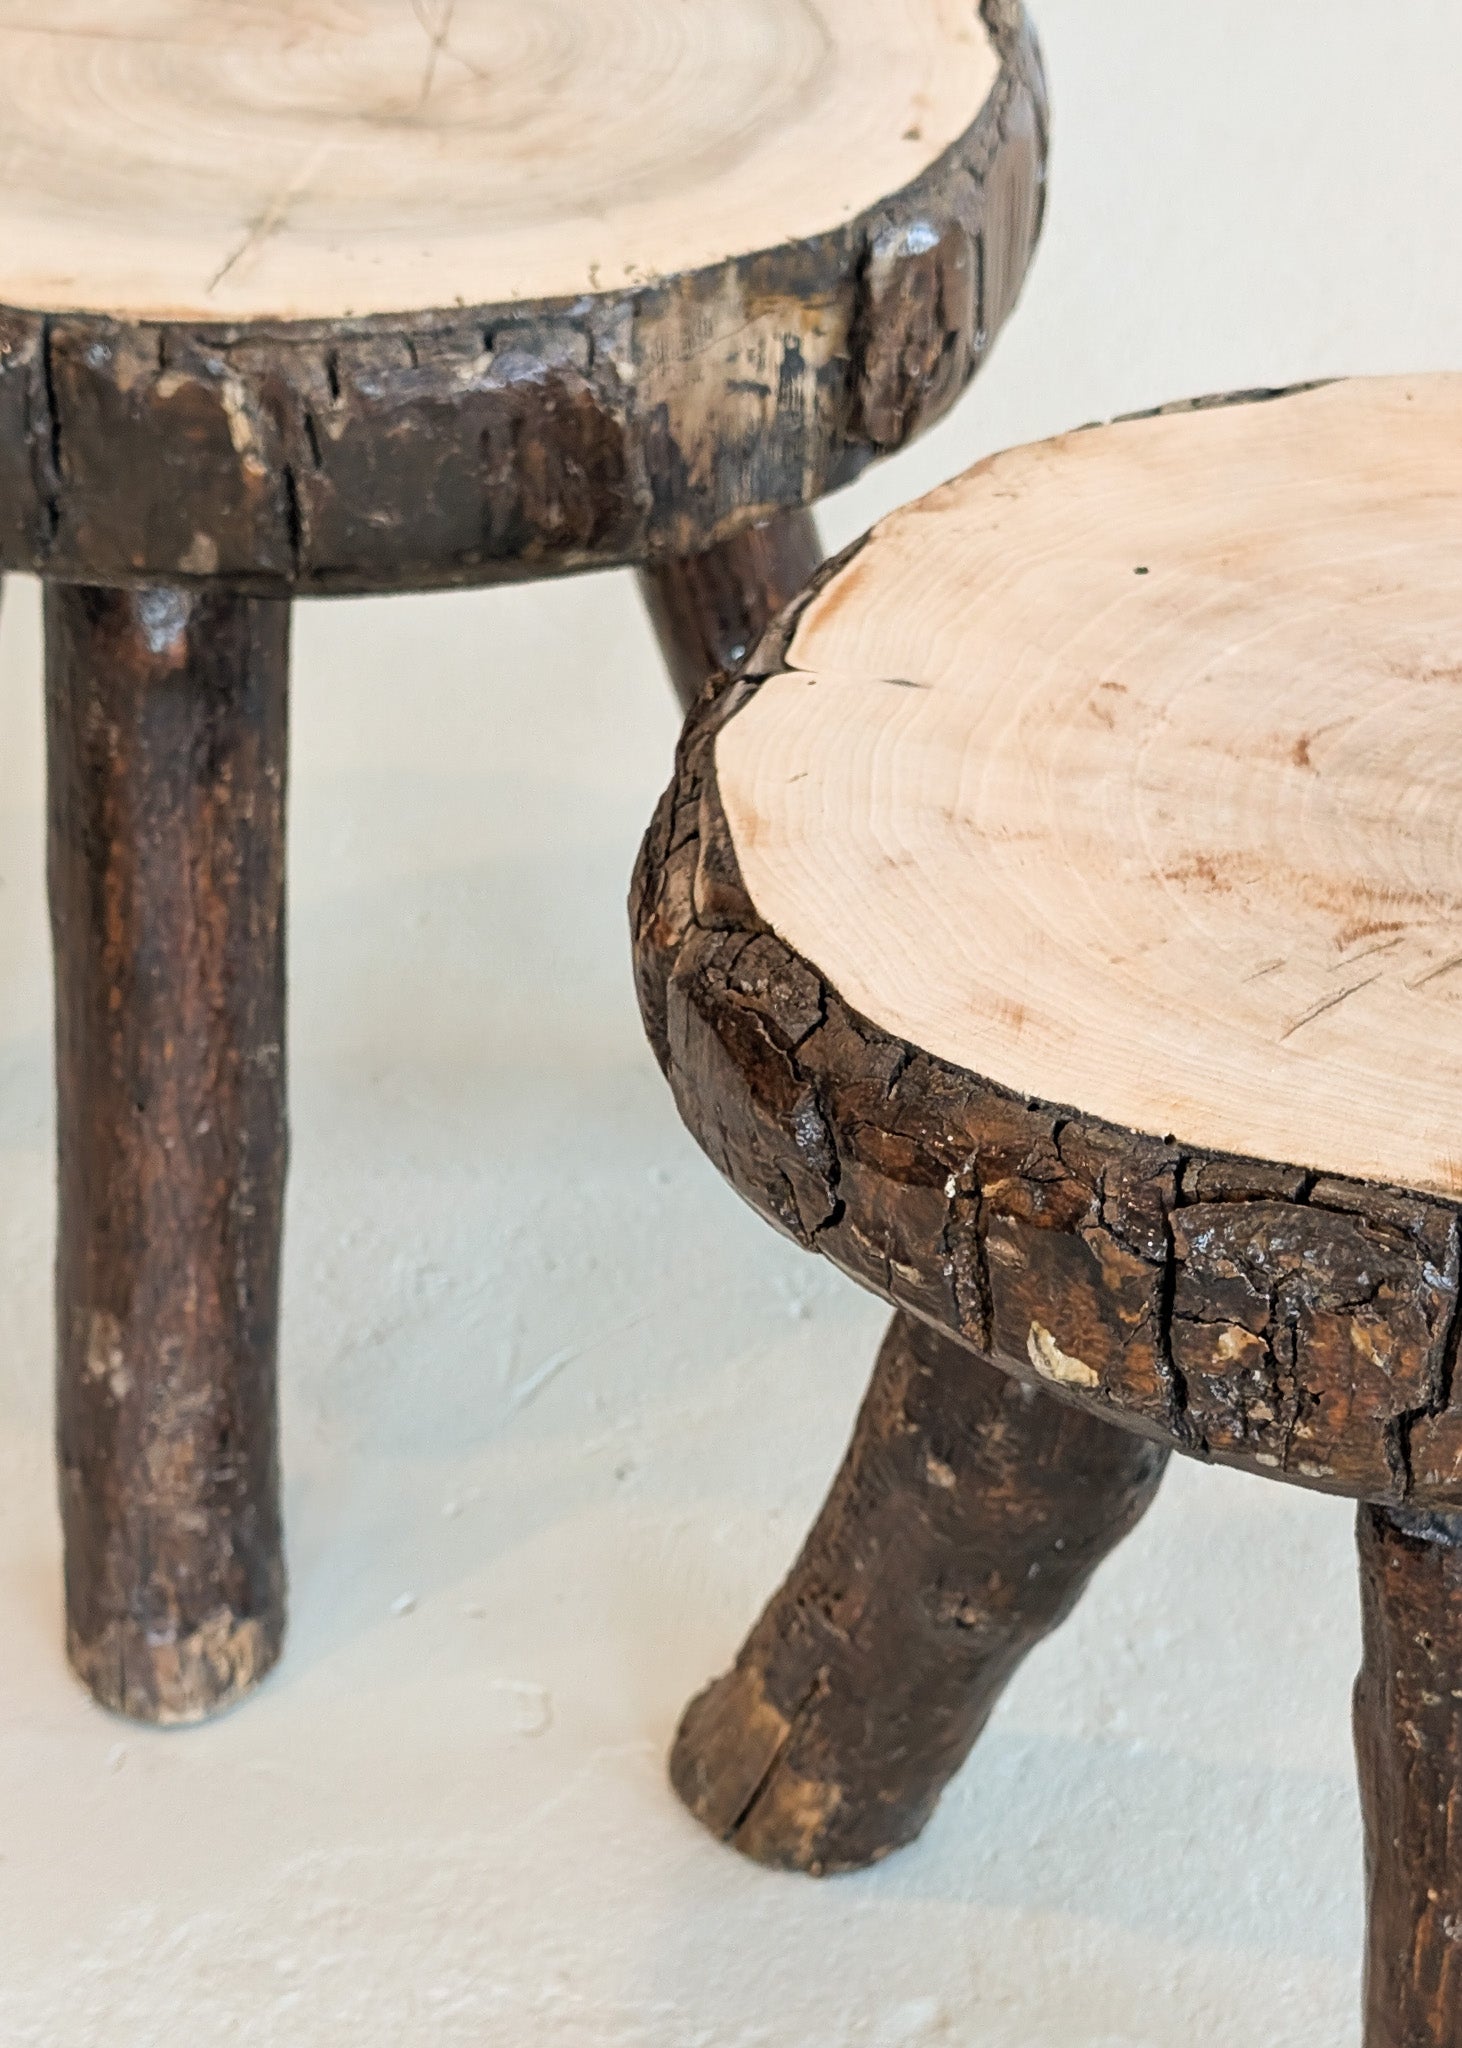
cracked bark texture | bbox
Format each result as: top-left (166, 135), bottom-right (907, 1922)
top-left (672, 1308), bottom-right (1168, 1873)
top-left (48, 581), bottom-right (288, 1723)
top-left (0, 2), bottom-right (1045, 597)
top-left (1356, 1505), bottom-right (1462, 2047)
top-left (639, 508), bottom-right (823, 714)
top-left (631, 548), bottom-right (1462, 1515)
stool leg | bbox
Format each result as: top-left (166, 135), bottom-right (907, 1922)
top-left (671, 1310), bottom-right (1169, 1873)
top-left (638, 508), bottom-right (821, 712)
top-left (1356, 1504), bottom-right (1462, 2044)
top-left (47, 582), bottom-right (289, 1724)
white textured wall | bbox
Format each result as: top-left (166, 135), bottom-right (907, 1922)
top-left (1, 6), bottom-right (1458, 2041)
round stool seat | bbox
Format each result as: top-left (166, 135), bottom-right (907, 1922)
top-left (0, 0), bottom-right (1045, 591)
top-left (635, 374), bottom-right (1462, 1510)
top-left (8, 0), bottom-right (1004, 323)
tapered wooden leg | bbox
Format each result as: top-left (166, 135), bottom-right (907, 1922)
top-left (672, 1310), bottom-right (1169, 1874)
top-left (639, 508), bottom-right (822, 712)
top-left (47, 582), bottom-right (289, 1724)
top-left (1355, 1504), bottom-right (1462, 2045)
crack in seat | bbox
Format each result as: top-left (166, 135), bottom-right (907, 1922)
top-left (632, 374), bottom-right (1462, 2046)
top-left (3, 0), bottom-right (1048, 1729)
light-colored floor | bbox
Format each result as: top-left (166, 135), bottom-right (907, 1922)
top-left (1, 5), bottom-right (1459, 2042)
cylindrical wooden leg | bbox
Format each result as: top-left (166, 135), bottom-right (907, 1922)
top-left (671, 1309), bottom-right (1169, 1874)
top-left (1356, 1504), bottom-right (1462, 2045)
top-left (47, 581), bottom-right (290, 1724)
top-left (638, 507), bottom-right (822, 711)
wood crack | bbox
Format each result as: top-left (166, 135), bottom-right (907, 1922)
top-left (37, 314), bottom-right (62, 547)
top-left (725, 1671), bottom-right (831, 1845)
top-left (1280, 970), bottom-right (1383, 1042)
top-left (410, 0), bottom-right (458, 110)
top-left (1155, 1164), bottom-right (1196, 1452)
top-left (205, 141), bottom-right (334, 298)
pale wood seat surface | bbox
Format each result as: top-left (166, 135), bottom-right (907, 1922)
top-left (2, 0), bottom-right (1001, 323)
top-left (717, 375), bottom-right (1462, 1199)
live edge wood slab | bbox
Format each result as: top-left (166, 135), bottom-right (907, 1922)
top-left (632, 376), bottom-right (1462, 2045)
top-left (0, 0), bottom-right (1046, 1724)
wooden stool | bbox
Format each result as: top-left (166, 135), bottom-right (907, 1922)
top-left (633, 374), bottom-right (1462, 2046)
top-left (0, 0), bottom-right (1046, 1723)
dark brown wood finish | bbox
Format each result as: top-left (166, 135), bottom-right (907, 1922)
top-left (672, 1309), bottom-right (1167, 1873)
top-left (1356, 1504), bottom-right (1462, 2047)
top-left (0, 2), bottom-right (1045, 597)
top-left (48, 581), bottom-right (288, 1723)
top-left (640, 509), bottom-right (823, 713)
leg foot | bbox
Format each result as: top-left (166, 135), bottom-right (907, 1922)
top-left (672, 1310), bottom-right (1169, 1873)
top-left (639, 508), bottom-right (821, 712)
top-left (47, 582), bottom-right (290, 1724)
top-left (1356, 1503), bottom-right (1462, 2045)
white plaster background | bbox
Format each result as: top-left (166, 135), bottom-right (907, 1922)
top-left (1, 3), bottom-right (1459, 2041)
